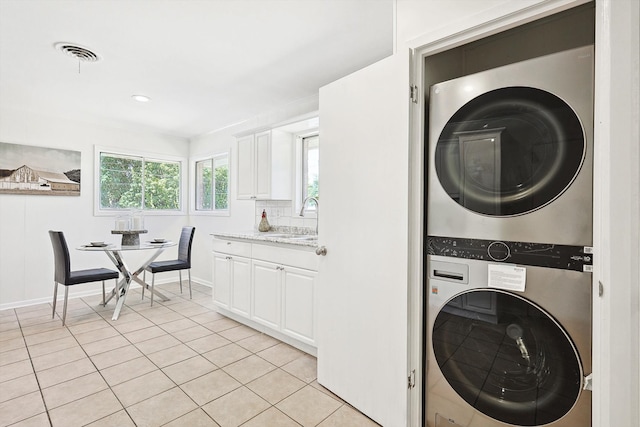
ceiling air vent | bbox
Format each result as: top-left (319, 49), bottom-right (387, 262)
top-left (54, 42), bottom-right (101, 62)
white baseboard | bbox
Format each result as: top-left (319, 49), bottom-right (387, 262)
top-left (214, 306), bottom-right (317, 357)
top-left (0, 277), bottom-right (212, 311)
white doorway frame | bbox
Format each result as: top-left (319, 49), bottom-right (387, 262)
top-left (404, 1), bottom-right (601, 426)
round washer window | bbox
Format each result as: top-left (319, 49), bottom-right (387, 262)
top-left (435, 87), bottom-right (585, 216)
top-left (432, 290), bottom-right (583, 426)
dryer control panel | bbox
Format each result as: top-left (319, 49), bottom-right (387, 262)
top-left (427, 235), bottom-right (593, 272)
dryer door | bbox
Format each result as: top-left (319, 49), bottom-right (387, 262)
top-left (432, 289), bottom-right (584, 426)
top-left (434, 87), bottom-right (585, 216)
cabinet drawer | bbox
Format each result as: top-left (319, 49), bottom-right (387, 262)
top-left (252, 243), bottom-right (319, 271)
top-left (212, 239), bottom-right (252, 257)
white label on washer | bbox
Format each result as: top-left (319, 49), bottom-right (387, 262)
top-left (488, 264), bottom-right (526, 292)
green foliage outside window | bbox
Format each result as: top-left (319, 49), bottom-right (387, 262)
top-left (198, 163), bottom-right (213, 210)
top-left (195, 155), bottom-right (228, 211)
top-left (214, 161), bottom-right (228, 210)
top-left (143, 161), bottom-right (180, 210)
top-left (100, 153), bottom-right (181, 211)
top-left (303, 135), bottom-right (319, 202)
top-left (307, 178), bottom-right (319, 199)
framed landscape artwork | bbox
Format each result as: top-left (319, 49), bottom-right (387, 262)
top-left (0, 142), bottom-right (81, 196)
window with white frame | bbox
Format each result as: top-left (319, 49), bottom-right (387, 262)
top-left (98, 150), bottom-right (183, 212)
top-left (195, 152), bottom-right (229, 212)
top-left (302, 134), bottom-right (319, 210)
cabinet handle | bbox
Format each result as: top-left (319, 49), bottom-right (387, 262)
top-left (315, 246), bottom-right (327, 256)
top-left (226, 256), bottom-right (232, 260)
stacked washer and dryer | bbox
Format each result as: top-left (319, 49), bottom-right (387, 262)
top-left (425, 46), bottom-right (594, 427)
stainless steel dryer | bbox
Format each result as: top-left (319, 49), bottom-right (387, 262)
top-left (427, 45), bottom-right (594, 246)
top-left (425, 237), bottom-right (592, 427)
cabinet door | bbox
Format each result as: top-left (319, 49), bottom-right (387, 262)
top-left (251, 260), bottom-right (280, 329)
top-left (236, 134), bottom-right (255, 199)
top-left (270, 128), bottom-right (293, 200)
top-left (212, 252), bottom-right (230, 307)
top-left (254, 131), bottom-right (271, 199)
top-left (230, 256), bottom-right (251, 316)
top-left (281, 266), bottom-right (316, 345)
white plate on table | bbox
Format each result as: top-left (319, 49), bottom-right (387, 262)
top-left (87, 242), bottom-right (108, 247)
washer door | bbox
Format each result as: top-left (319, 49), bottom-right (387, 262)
top-left (432, 289), bottom-right (583, 426)
top-left (435, 87), bottom-right (585, 216)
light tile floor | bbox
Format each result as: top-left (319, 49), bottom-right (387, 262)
top-left (0, 282), bottom-right (380, 427)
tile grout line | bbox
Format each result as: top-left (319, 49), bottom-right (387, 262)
top-left (16, 307), bottom-right (54, 427)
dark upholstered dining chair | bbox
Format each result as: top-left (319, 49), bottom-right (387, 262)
top-left (142, 226), bottom-right (195, 306)
top-left (48, 230), bottom-right (119, 326)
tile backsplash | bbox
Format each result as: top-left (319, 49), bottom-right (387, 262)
top-left (255, 200), bottom-right (317, 231)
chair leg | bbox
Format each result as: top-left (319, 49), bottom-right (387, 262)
top-left (150, 274), bottom-right (155, 307)
top-left (102, 281), bottom-right (106, 306)
top-left (52, 281), bottom-right (58, 319)
top-left (188, 270), bottom-right (192, 299)
top-left (142, 271), bottom-right (146, 300)
top-left (62, 286), bottom-right (69, 326)
top-left (179, 271), bottom-right (183, 294)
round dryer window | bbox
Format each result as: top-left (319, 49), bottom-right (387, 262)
top-left (434, 87), bottom-right (585, 216)
top-left (432, 289), bottom-right (584, 426)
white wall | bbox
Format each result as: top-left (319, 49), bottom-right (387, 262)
top-left (0, 107), bottom-right (189, 309)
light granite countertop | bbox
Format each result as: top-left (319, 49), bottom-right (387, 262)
top-left (211, 226), bottom-right (318, 248)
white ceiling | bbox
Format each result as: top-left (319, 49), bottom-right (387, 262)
top-left (0, 0), bottom-right (394, 139)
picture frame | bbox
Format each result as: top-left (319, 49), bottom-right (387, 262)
top-left (0, 142), bottom-right (81, 196)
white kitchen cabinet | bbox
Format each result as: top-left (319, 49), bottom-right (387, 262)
top-left (212, 252), bottom-right (231, 307)
top-left (212, 253), bottom-right (251, 315)
top-left (281, 266), bottom-right (316, 345)
top-left (251, 258), bottom-right (317, 345)
top-left (251, 259), bottom-right (281, 329)
top-left (212, 239), bottom-right (252, 316)
top-left (236, 129), bottom-right (292, 200)
top-left (229, 257), bottom-right (251, 316)
top-left (236, 134), bottom-right (255, 199)
top-left (212, 236), bottom-right (318, 353)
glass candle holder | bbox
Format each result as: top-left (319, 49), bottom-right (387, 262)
top-left (131, 211), bottom-right (144, 231)
top-left (115, 215), bottom-right (130, 231)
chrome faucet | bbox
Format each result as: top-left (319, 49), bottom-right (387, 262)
top-left (299, 196), bottom-right (319, 234)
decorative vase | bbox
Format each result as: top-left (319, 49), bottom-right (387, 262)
top-left (258, 209), bottom-right (271, 232)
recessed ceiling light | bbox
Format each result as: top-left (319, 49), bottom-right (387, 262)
top-left (132, 95), bottom-right (151, 103)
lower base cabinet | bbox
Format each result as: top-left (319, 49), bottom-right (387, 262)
top-left (212, 238), bottom-right (318, 352)
top-left (251, 260), bottom-right (281, 329)
top-left (212, 253), bottom-right (251, 317)
top-left (281, 266), bottom-right (316, 344)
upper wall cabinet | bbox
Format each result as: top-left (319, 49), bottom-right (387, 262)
top-left (236, 130), bottom-right (293, 200)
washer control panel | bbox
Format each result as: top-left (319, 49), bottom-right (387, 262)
top-left (427, 236), bottom-right (593, 272)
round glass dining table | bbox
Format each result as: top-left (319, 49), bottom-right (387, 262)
top-left (77, 241), bottom-right (177, 320)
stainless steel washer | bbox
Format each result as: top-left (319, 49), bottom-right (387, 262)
top-left (427, 45), bottom-right (594, 246)
top-left (425, 240), bottom-right (592, 427)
